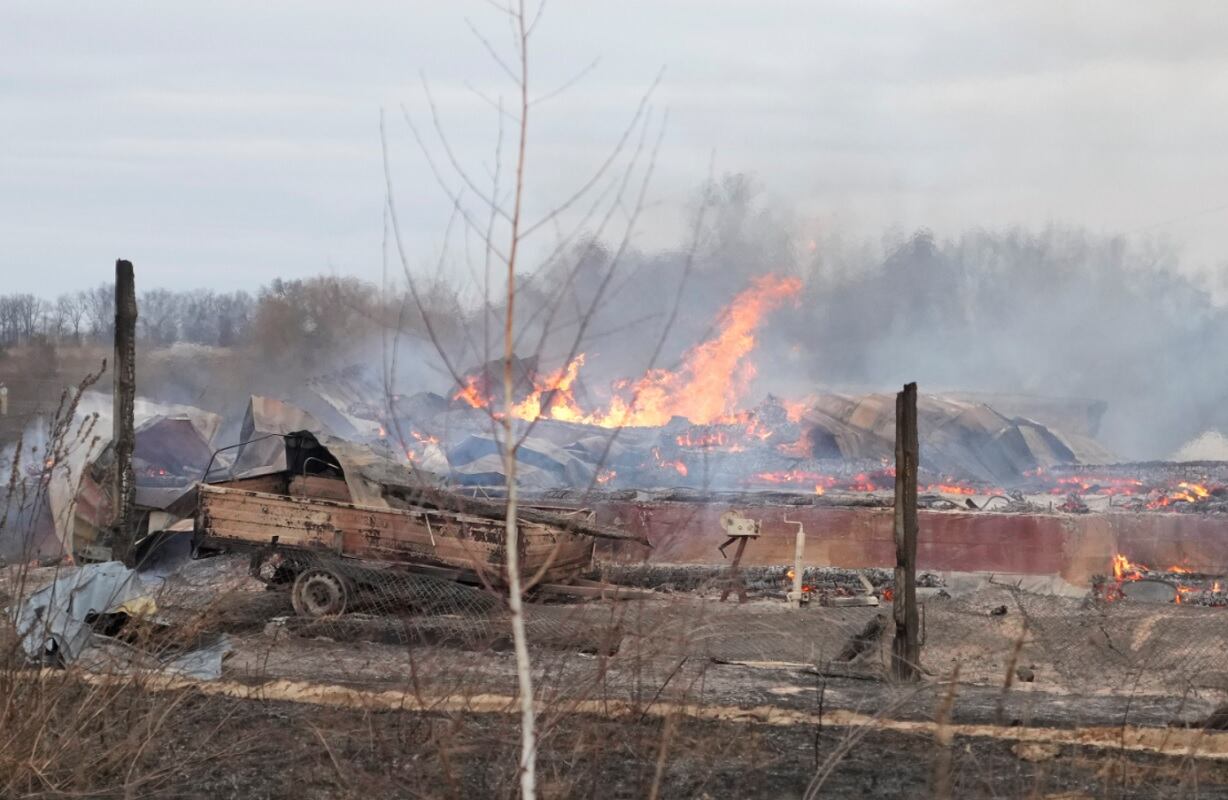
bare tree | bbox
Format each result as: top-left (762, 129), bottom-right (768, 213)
top-left (379, 4), bottom-right (706, 796)
top-left (61, 293), bottom-right (88, 343)
top-left (4, 294), bottom-right (43, 343)
top-left (82, 283), bottom-right (116, 342)
top-left (46, 296), bottom-right (71, 341)
top-left (138, 289), bottom-right (180, 346)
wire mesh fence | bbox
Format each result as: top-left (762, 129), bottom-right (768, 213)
top-left (118, 546), bottom-right (1228, 702)
top-left (10, 544), bottom-right (1228, 797)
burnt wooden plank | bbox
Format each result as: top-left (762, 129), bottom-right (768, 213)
top-left (197, 485), bottom-right (593, 583)
top-left (290, 475), bottom-right (352, 502)
top-left (210, 473), bottom-right (290, 494)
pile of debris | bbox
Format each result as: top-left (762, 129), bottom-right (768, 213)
top-left (4, 560), bottom-right (232, 678)
top-left (306, 358), bottom-right (1110, 493)
top-left (1094, 554), bottom-right (1228, 607)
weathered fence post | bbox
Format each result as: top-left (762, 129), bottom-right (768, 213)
top-left (110, 259), bottom-right (138, 562)
top-left (891, 381), bottom-right (920, 681)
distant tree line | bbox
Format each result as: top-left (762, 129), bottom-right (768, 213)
top-left (0, 275), bottom-right (464, 362)
top-left (0, 285), bottom-right (256, 348)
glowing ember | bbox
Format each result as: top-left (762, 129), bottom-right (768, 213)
top-left (596, 468), bottom-right (617, 484)
top-left (753, 469), bottom-right (828, 486)
top-left (676, 429), bottom-right (732, 449)
top-left (404, 429), bottom-right (441, 464)
top-left (410, 430), bottom-right (439, 445)
top-left (746, 469), bottom-right (902, 494)
top-left (1047, 476), bottom-right (1144, 496)
top-left (849, 473), bottom-right (877, 493)
top-left (650, 447), bottom-right (688, 476)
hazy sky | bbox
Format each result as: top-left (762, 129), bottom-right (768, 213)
top-left (6, 1), bottom-right (1228, 295)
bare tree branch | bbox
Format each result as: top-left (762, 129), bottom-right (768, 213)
top-left (465, 17), bottom-right (522, 86)
top-left (530, 57), bottom-right (600, 107)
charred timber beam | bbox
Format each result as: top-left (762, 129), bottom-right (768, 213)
top-left (386, 484), bottom-right (650, 546)
top-left (892, 382), bottom-right (921, 681)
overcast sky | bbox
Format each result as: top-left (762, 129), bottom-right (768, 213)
top-left (6, 1), bottom-right (1228, 295)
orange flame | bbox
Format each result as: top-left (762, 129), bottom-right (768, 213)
top-left (452, 275), bottom-right (802, 428)
top-left (453, 374), bottom-right (487, 409)
top-left (1147, 481), bottom-right (1212, 509)
top-left (1112, 553), bottom-right (1149, 583)
top-left (781, 396), bottom-right (812, 423)
top-left (600, 275), bottom-right (802, 427)
top-left (927, 483), bottom-right (979, 496)
top-left (508, 354), bottom-right (586, 421)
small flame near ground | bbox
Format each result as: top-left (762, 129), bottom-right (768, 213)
top-left (782, 569), bottom-right (812, 594)
top-left (1108, 554), bottom-right (1202, 603)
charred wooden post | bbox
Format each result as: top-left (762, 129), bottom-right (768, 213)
top-left (891, 381), bottom-right (921, 681)
top-left (110, 259), bottom-right (138, 562)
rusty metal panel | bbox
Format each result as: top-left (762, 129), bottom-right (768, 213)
top-left (589, 499), bottom-right (1228, 584)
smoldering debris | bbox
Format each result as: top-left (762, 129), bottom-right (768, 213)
top-left (6, 560), bottom-right (233, 679)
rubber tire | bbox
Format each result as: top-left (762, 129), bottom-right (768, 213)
top-left (291, 568), bottom-right (349, 617)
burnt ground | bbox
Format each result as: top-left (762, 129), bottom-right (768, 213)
top-left (130, 692), bottom-right (1228, 800)
top-left (9, 555), bottom-right (1228, 798)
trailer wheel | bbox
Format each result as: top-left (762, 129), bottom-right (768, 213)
top-left (292, 568), bottom-right (349, 617)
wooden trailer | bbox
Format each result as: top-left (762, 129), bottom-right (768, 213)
top-left (196, 482), bottom-right (596, 584)
top-left (183, 429), bottom-right (645, 616)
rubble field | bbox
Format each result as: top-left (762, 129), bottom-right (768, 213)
top-left (7, 553), bottom-right (1228, 798)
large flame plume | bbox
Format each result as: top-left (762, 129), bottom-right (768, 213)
top-left (454, 274), bottom-right (802, 428)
